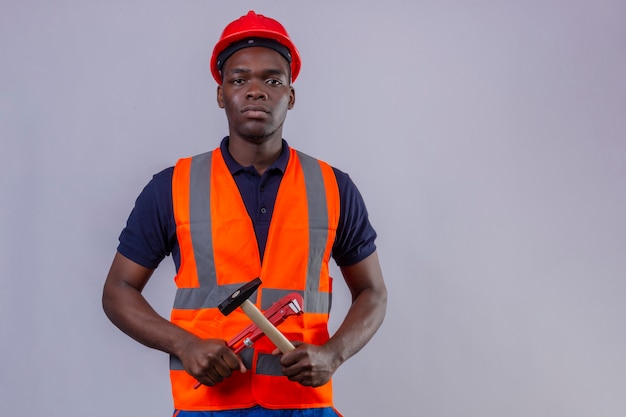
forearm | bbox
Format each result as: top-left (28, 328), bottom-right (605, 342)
top-left (325, 285), bottom-right (387, 366)
top-left (102, 252), bottom-right (198, 358)
top-left (327, 250), bottom-right (387, 366)
top-left (103, 283), bottom-right (197, 357)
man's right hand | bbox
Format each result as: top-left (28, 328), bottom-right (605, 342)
top-left (179, 338), bottom-right (247, 386)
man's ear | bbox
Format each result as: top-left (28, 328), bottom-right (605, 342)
top-left (217, 85), bottom-right (225, 108)
top-left (288, 86), bottom-right (296, 110)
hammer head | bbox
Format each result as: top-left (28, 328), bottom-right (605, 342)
top-left (218, 277), bottom-right (262, 316)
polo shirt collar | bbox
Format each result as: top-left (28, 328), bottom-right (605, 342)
top-left (219, 136), bottom-right (290, 175)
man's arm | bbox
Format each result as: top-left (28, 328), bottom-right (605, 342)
top-left (102, 252), bottom-right (245, 386)
top-left (279, 250), bottom-right (387, 386)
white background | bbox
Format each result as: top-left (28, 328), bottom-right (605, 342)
top-left (2, 1), bottom-right (625, 416)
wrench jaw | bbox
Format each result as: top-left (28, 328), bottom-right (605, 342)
top-left (287, 298), bottom-right (302, 314)
top-left (227, 293), bottom-right (304, 354)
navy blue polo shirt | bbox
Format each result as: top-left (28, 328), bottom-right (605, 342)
top-left (117, 138), bottom-right (376, 272)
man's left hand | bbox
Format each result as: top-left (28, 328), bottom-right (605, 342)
top-left (275, 343), bottom-right (340, 387)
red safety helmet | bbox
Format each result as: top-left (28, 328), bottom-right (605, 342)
top-left (210, 10), bottom-right (301, 84)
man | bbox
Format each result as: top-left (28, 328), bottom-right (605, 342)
top-left (103, 10), bottom-right (387, 417)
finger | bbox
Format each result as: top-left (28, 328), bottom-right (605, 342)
top-left (228, 350), bottom-right (247, 373)
top-left (212, 360), bottom-right (235, 379)
top-left (279, 348), bottom-right (301, 367)
top-left (199, 371), bottom-right (221, 386)
top-left (222, 350), bottom-right (245, 372)
top-left (238, 356), bottom-right (247, 373)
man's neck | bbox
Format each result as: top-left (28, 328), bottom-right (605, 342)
top-left (227, 135), bottom-right (283, 176)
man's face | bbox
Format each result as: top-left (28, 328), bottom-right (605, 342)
top-left (217, 46), bottom-right (295, 143)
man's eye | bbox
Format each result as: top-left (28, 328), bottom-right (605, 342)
top-left (231, 78), bottom-right (245, 85)
top-left (267, 79), bottom-right (283, 86)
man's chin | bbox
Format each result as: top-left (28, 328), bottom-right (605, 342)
top-left (237, 127), bottom-right (280, 144)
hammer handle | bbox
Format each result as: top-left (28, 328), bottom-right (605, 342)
top-left (240, 300), bottom-right (295, 353)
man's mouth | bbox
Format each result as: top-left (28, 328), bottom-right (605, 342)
top-left (241, 105), bottom-right (270, 115)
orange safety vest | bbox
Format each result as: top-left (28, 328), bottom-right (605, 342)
top-left (169, 147), bottom-right (340, 411)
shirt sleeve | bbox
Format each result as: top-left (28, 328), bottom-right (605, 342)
top-left (117, 167), bottom-right (177, 269)
top-left (331, 167), bottom-right (378, 267)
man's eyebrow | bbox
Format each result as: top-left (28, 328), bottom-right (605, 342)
top-left (263, 68), bottom-right (286, 76)
top-left (226, 67), bottom-right (252, 75)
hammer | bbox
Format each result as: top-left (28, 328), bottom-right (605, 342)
top-left (218, 277), bottom-right (295, 354)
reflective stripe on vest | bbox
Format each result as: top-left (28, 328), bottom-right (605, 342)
top-left (169, 147), bottom-right (339, 410)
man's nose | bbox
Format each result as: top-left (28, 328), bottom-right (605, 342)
top-left (246, 80), bottom-right (267, 100)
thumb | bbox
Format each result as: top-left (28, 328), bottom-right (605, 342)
top-left (238, 356), bottom-right (247, 373)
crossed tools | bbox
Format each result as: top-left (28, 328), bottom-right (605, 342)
top-left (193, 278), bottom-right (303, 388)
